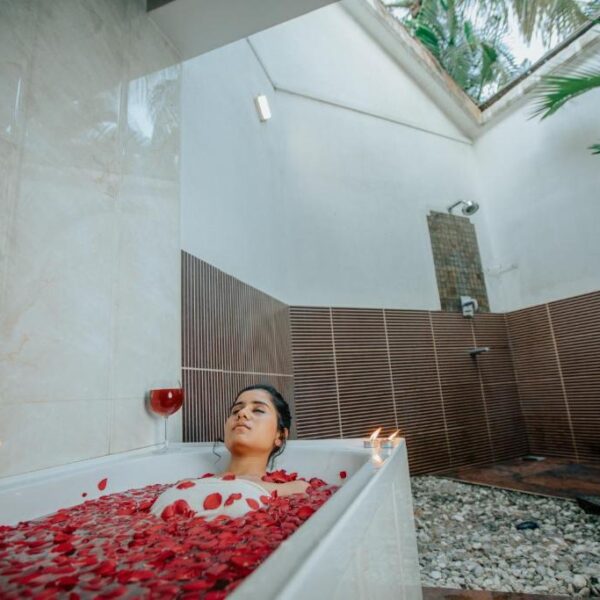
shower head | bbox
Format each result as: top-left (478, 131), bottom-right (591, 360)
top-left (447, 200), bottom-right (480, 216)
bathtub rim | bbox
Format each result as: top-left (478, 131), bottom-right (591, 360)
top-left (231, 442), bottom-right (406, 599)
top-left (0, 439), bottom-right (374, 507)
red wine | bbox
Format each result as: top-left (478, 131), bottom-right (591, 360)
top-left (150, 388), bottom-right (183, 417)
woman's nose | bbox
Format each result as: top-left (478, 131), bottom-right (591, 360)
top-left (237, 407), bottom-right (250, 419)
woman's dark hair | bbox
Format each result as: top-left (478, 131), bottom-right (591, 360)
top-left (234, 384), bottom-right (291, 466)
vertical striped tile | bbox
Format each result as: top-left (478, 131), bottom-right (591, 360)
top-left (181, 252), bottom-right (294, 442)
top-left (431, 312), bottom-right (493, 467)
top-left (549, 291), bottom-right (600, 463)
top-left (290, 307), bottom-right (341, 439)
top-left (332, 308), bottom-right (396, 439)
top-left (506, 304), bottom-right (576, 459)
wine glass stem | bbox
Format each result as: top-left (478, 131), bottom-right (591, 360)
top-left (164, 416), bottom-right (169, 451)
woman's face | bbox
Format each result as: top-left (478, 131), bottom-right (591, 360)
top-left (224, 389), bottom-right (284, 457)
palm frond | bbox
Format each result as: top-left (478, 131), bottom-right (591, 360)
top-left (590, 143), bottom-right (600, 154)
top-left (531, 66), bottom-right (600, 118)
top-left (510, 0), bottom-right (591, 44)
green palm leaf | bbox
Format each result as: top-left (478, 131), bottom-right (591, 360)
top-left (530, 66), bottom-right (600, 118)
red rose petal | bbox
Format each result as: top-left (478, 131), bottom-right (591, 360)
top-left (174, 499), bottom-right (194, 516)
top-left (259, 495), bottom-right (270, 505)
top-left (117, 569), bottom-right (154, 583)
top-left (52, 542), bottom-right (75, 554)
top-left (181, 580), bottom-right (212, 591)
top-left (56, 575), bottom-right (78, 590)
top-left (203, 492), bottom-right (222, 511)
top-left (230, 553), bottom-right (260, 568)
top-left (176, 480), bottom-right (196, 489)
top-left (297, 506), bottom-right (315, 519)
top-left (221, 473), bottom-right (236, 480)
top-left (81, 492), bottom-right (87, 497)
top-left (204, 590), bottom-right (227, 600)
top-left (339, 470), bottom-right (347, 479)
top-left (245, 498), bottom-right (259, 511)
top-left (160, 504), bottom-right (176, 520)
top-left (97, 478), bottom-right (108, 491)
top-left (200, 472), bottom-right (214, 479)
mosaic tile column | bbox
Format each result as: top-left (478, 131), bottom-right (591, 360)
top-left (427, 211), bottom-right (489, 313)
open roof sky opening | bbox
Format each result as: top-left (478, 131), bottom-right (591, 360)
top-left (381, 0), bottom-right (600, 105)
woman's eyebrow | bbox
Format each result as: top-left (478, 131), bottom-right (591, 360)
top-left (231, 399), bottom-right (271, 410)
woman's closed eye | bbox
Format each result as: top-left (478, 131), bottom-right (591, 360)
top-left (231, 406), bottom-right (266, 416)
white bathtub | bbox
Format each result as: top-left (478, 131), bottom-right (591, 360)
top-left (0, 440), bottom-right (422, 600)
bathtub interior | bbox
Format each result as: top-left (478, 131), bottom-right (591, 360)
top-left (0, 440), bottom-right (372, 526)
top-left (0, 440), bottom-right (421, 600)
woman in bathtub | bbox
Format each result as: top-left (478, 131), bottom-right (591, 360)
top-left (151, 384), bottom-right (308, 519)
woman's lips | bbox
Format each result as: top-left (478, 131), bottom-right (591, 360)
top-left (233, 423), bottom-right (250, 431)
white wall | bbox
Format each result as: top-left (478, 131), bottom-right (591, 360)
top-left (0, 0), bottom-right (182, 477)
top-left (181, 41), bottom-right (289, 301)
top-left (475, 64), bottom-right (600, 312)
top-left (181, 3), bottom-right (481, 310)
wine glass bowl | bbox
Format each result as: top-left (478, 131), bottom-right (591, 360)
top-left (149, 388), bottom-right (184, 451)
top-left (150, 388), bottom-right (183, 417)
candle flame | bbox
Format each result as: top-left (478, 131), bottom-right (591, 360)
top-left (369, 427), bottom-right (382, 442)
top-left (388, 429), bottom-right (400, 441)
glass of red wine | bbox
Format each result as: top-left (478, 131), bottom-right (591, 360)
top-left (149, 388), bottom-right (184, 452)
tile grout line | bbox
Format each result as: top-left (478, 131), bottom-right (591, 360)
top-left (504, 312), bottom-right (531, 454)
top-left (545, 303), bottom-right (579, 461)
top-left (329, 307), bottom-right (344, 438)
top-left (471, 319), bottom-right (496, 462)
top-left (382, 309), bottom-right (399, 430)
top-left (429, 312), bottom-right (452, 464)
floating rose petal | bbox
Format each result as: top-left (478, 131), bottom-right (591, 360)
top-left (174, 499), bottom-right (194, 516)
top-left (221, 473), bottom-right (236, 481)
top-left (297, 506), bottom-right (316, 519)
top-left (52, 542), bottom-right (75, 554)
top-left (339, 471), bottom-right (347, 479)
top-left (160, 504), bottom-right (175, 521)
top-left (176, 481), bottom-right (196, 490)
top-left (245, 498), bottom-right (260, 511)
top-left (55, 575), bottom-right (78, 589)
top-left (200, 473), bottom-right (214, 479)
top-left (97, 478), bottom-right (108, 491)
top-left (181, 580), bottom-right (212, 591)
top-left (203, 493), bottom-right (222, 511)
top-left (224, 493), bottom-right (242, 507)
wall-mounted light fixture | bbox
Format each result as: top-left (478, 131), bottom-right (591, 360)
top-left (254, 94), bottom-right (272, 122)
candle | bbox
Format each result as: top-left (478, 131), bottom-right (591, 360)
top-left (381, 429), bottom-right (401, 449)
top-left (363, 427), bottom-right (382, 448)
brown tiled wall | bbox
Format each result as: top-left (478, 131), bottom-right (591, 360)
top-left (290, 307), bottom-right (527, 474)
top-left (181, 252), bottom-right (294, 443)
top-left (181, 252), bottom-right (599, 471)
top-left (506, 290), bottom-right (600, 464)
top-left (428, 211), bottom-right (490, 313)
